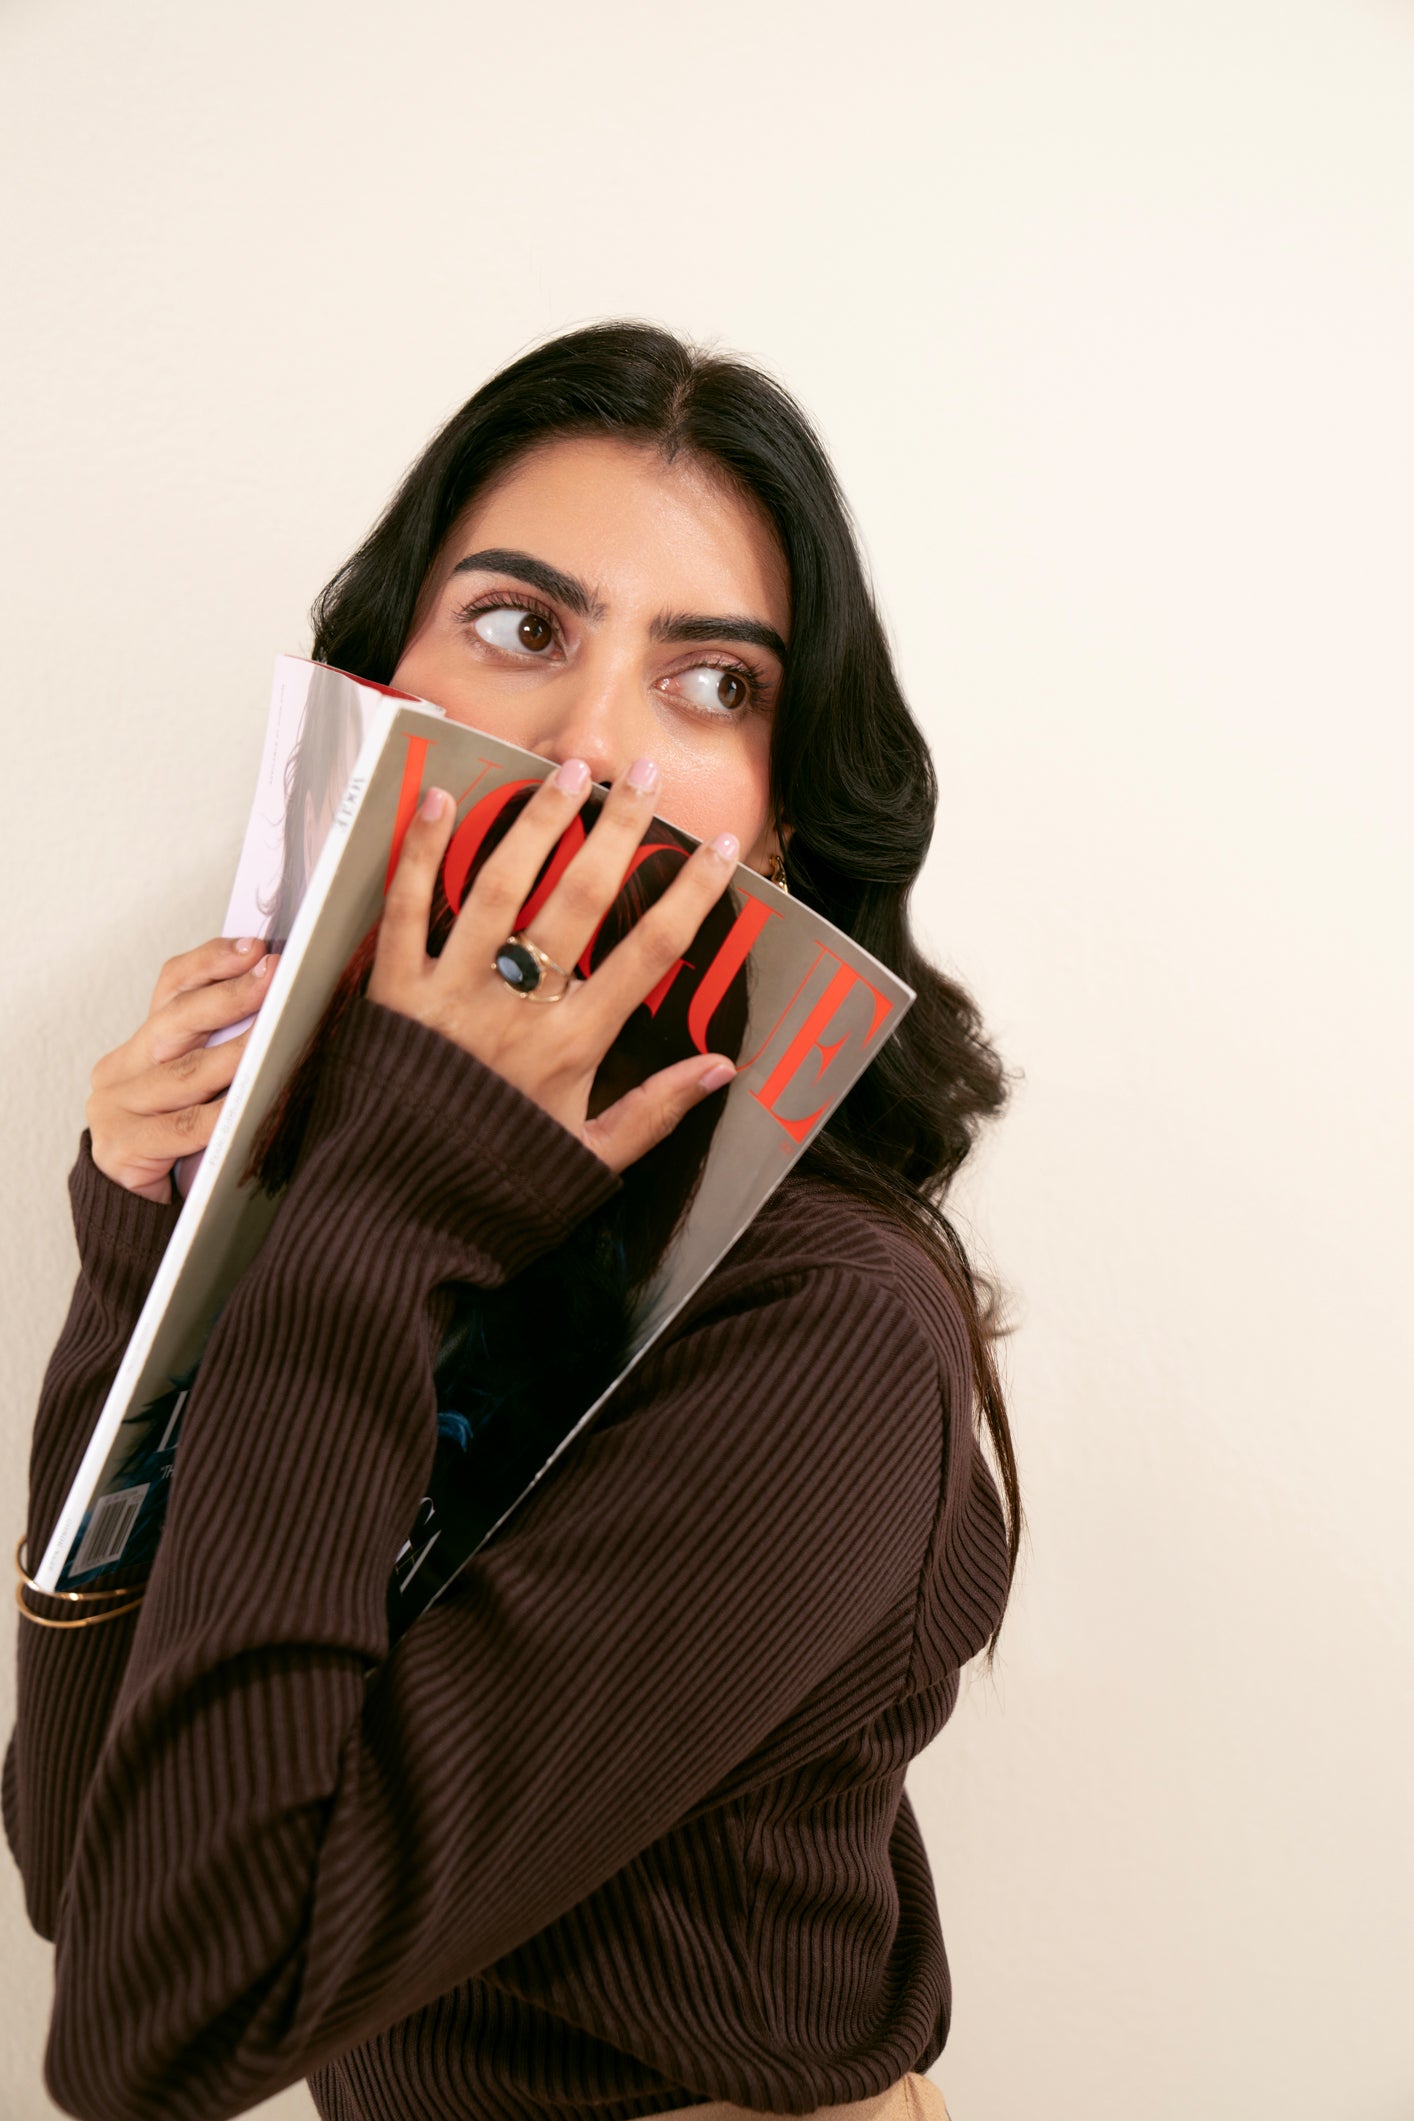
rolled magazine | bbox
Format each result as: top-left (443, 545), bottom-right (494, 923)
top-left (37, 657), bottom-right (914, 1637)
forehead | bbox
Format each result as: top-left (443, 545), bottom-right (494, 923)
top-left (444, 434), bottom-right (791, 635)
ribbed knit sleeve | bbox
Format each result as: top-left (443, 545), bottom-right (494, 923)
top-left (22, 997), bottom-right (954, 2121)
top-left (4, 1142), bottom-right (180, 1938)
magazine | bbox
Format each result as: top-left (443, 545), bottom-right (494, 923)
top-left (36, 657), bottom-right (915, 1639)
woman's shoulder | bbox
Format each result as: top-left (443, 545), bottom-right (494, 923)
top-left (683, 1167), bottom-right (974, 1393)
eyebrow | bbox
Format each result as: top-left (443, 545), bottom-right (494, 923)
top-left (650, 611), bottom-right (788, 662)
top-left (451, 547), bottom-right (787, 661)
top-left (451, 548), bottom-right (604, 619)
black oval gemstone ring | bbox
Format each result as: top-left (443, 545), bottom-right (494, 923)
top-left (493, 932), bottom-right (574, 1003)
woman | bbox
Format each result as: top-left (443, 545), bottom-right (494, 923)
top-left (6, 323), bottom-right (1019, 2121)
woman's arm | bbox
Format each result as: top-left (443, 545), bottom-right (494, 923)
top-left (37, 998), bottom-right (944, 2121)
top-left (5, 937), bottom-right (278, 1928)
top-left (3, 1145), bottom-right (179, 1936)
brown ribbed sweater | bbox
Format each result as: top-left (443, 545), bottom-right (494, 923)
top-left (4, 998), bottom-right (1009, 2121)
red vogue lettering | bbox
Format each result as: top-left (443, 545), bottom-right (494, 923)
top-left (740, 945), bottom-right (827, 1072)
top-left (384, 734), bottom-right (435, 893)
top-left (441, 778), bottom-right (543, 915)
top-left (641, 955), bottom-right (692, 1017)
top-left (687, 895), bottom-right (784, 1054)
top-left (753, 957), bottom-right (896, 1144)
top-left (452, 764), bottom-right (499, 809)
top-left (516, 813), bottom-right (588, 933)
top-left (575, 843), bottom-right (685, 976)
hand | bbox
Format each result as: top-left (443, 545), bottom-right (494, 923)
top-left (366, 757), bottom-right (741, 1175)
top-left (87, 939), bottom-right (278, 1203)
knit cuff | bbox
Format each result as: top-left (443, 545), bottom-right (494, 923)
top-left (68, 1134), bottom-right (183, 1314)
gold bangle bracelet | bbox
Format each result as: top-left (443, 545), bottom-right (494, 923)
top-left (15, 1537), bottom-right (143, 1604)
top-left (15, 1580), bottom-right (146, 1629)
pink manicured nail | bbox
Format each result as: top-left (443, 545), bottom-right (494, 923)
top-left (709, 831), bottom-right (739, 865)
top-left (699, 1061), bottom-right (736, 1093)
top-left (554, 757), bottom-right (591, 794)
top-left (625, 757), bottom-right (660, 795)
top-left (420, 786), bottom-right (448, 821)
top-left (252, 953), bottom-right (271, 979)
top-left (232, 936), bottom-right (256, 955)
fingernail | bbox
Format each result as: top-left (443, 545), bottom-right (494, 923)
top-left (420, 786), bottom-right (449, 821)
top-left (709, 831), bottom-right (739, 865)
top-left (253, 953), bottom-right (271, 979)
top-left (232, 936), bottom-right (256, 955)
top-left (554, 757), bottom-right (591, 795)
top-left (625, 757), bottom-right (660, 796)
top-left (699, 1061), bottom-right (736, 1093)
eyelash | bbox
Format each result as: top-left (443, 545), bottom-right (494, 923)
top-left (451, 591), bottom-right (772, 717)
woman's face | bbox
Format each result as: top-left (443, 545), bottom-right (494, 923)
top-left (391, 434), bottom-right (790, 873)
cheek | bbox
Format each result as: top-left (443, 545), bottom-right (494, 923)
top-left (656, 734), bottom-right (773, 855)
top-left (391, 634), bottom-right (524, 744)
top-left (392, 633), bottom-right (465, 708)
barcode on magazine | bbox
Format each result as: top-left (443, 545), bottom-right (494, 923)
top-left (71, 1486), bottom-right (150, 1575)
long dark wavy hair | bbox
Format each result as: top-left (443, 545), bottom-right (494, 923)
top-left (308, 321), bottom-right (1022, 1642)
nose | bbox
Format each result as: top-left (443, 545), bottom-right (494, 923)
top-left (530, 718), bottom-right (619, 790)
top-left (526, 656), bottom-right (641, 790)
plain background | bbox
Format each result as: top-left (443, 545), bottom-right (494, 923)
top-left (3, 2), bottom-right (1411, 2117)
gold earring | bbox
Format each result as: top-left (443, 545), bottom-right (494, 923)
top-left (768, 850), bottom-right (789, 893)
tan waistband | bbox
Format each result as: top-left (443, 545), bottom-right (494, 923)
top-left (647, 2071), bottom-right (950, 2121)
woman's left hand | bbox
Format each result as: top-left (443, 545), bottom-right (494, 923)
top-left (366, 755), bottom-right (740, 1174)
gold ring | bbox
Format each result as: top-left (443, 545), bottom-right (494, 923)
top-left (492, 932), bottom-right (575, 1004)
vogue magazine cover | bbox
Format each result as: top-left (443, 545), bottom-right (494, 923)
top-left (38, 659), bottom-right (914, 1639)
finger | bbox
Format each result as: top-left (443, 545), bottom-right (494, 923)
top-left (93, 956), bottom-right (275, 1089)
top-left (514, 756), bottom-right (664, 970)
top-left (87, 1090), bottom-right (229, 1184)
top-left (118, 1029), bottom-right (253, 1118)
top-left (582, 1053), bottom-right (737, 1175)
top-left (376, 786), bottom-right (459, 986)
top-left (578, 830), bottom-right (740, 1037)
top-left (149, 935), bottom-right (264, 1014)
top-left (440, 759), bottom-right (595, 973)
top-left (145, 955), bottom-right (275, 1063)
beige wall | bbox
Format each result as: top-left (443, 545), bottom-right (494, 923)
top-left (3, 3), bottom-right (1410, 2116)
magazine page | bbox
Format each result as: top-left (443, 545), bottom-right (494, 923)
top-left (174, 657), bottom-right (383, 1203)
top-left (222, 655), bottom-right (379, 956)
top-left (39, 673), bottom-right (914, 1613)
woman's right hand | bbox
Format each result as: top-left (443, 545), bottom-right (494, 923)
top-left (87, 938), bottom-right (277, 1202)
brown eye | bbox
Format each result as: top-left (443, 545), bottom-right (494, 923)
top-left (470, 605), bottom-right (558, 656)
top-left (670, 663), bottom-right (758, 717)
